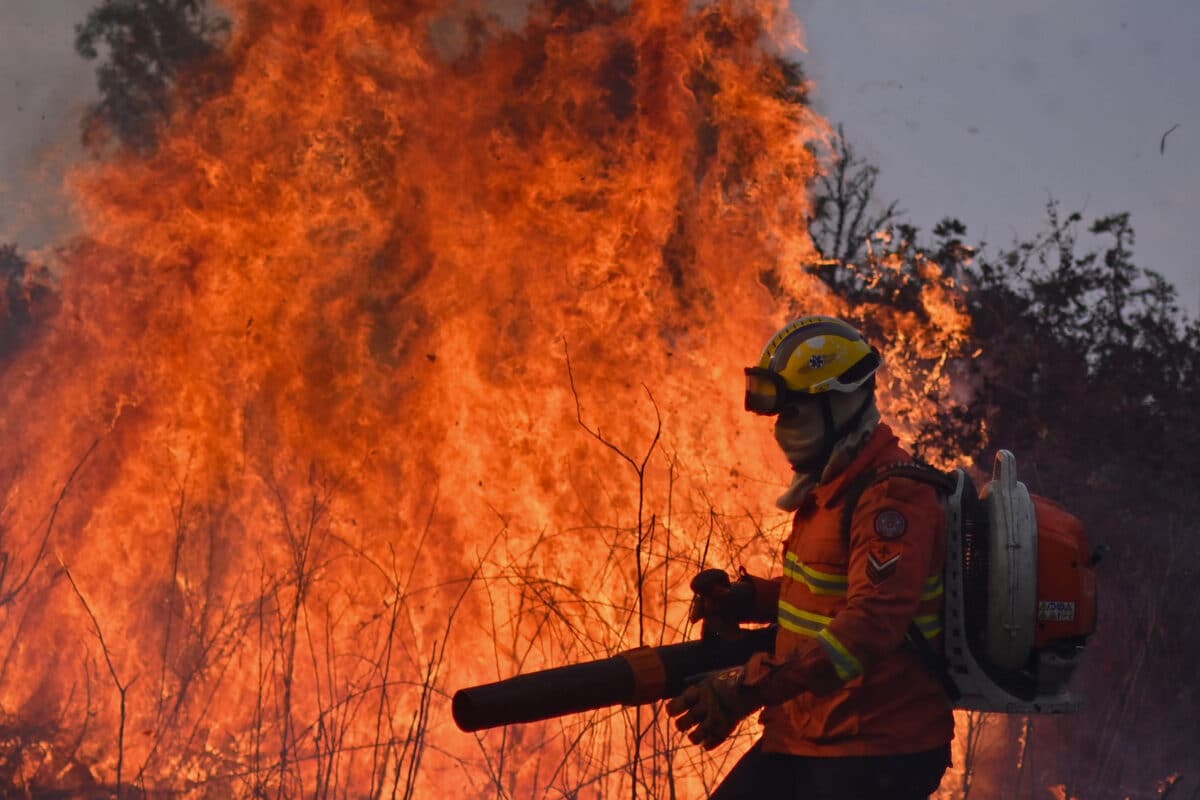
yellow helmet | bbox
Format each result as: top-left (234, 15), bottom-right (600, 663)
top-left (744, 316), bottom-right (882, 414)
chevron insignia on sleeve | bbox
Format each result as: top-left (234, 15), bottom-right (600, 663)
top-left (867, 550), bottom-right (901, 584)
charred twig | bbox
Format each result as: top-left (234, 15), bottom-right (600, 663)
top-left (1, 438), bottom-right (100, 607)
top-left (60, 557), bottom-right (137, 799)
top-left (809, 124), bottom-right (902, 273)
top-left (367, 546), bottom-right (407, 800)
top-left (958, 710), bottom-right (990, 798)
top-left (263, 464), bottom-right (339, 797)
top-left (401, 563), bottom-right (477, 800)
top-left (564, 340), bottom-right (664, 799)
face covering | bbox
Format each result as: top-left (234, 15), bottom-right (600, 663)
top-left (774, 387), bottom-right (879, 511)
top-left (773, 403), bottom-right (828, 475)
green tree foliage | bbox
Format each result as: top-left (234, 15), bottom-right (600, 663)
top-left (75, 0), bottom-right (231, 151)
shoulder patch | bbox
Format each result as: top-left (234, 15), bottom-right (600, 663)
top-left (874, 509), bottom-right (908, 539)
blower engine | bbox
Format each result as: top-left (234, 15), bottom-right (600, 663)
top-left (945, 450), bottom-right (1097, 712)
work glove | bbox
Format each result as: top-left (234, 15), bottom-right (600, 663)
top-left (688, 569), bottom-right (755, 639)
top-left (666, 666), bottom-right (763, 750)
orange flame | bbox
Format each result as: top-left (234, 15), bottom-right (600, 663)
top-left (0, 1), bottom-right (971, 795)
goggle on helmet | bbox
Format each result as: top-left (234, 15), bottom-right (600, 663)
top-left (744, 316), bottom-right (882, 415)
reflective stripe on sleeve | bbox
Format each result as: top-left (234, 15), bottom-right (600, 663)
top-left (816, 628), bottom-right (864, 681)
top-left (777, 600), bottom-right (834, 635)
top-left (921, 574), bottom-right (944, 601)
top-left (783, 552), bottom-right (849, 596)
top-left (913, 613), bottom-right (943, 639)
top-left (777, 601), bottom-right (864, 682)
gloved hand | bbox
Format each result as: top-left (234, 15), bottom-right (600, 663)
top-left (666, 666), bottom-right (763, 750)
top-left (689, 569), bottom-right (755, 638)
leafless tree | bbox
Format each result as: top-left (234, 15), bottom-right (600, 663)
top-left (809, 124), bottom-right (902, 271)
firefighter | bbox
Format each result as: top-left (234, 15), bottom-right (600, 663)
top-left (667, 316), bottom-right (954, 800)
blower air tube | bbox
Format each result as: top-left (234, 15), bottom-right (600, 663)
top-left (452, 627), bottom-right (775, 732)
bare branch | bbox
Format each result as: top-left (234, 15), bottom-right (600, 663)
top-left (1, 438), bottom-right (100, 606)
top-left (59, 556), bottom-right (136, 798)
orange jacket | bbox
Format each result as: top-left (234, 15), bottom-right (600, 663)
top-left (741, 423), bottom-right (955, 756)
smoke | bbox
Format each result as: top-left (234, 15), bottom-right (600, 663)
top-left (0, 0), bottom-right (97, 245)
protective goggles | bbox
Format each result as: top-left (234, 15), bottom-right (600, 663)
top-left (743, 350), bottom-right (881, 415)
top-left (744, 368), bottom-right (821, 415)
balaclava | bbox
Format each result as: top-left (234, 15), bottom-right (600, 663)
top-left (774, 385), bottom-right (880, 511)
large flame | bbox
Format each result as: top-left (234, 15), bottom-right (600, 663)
top-left (1, 1), bottom-right (969, 795)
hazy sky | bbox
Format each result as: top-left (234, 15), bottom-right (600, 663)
top-left (2, 0), bottom-right (1197, 313)
top-left (0, 0), bottom-right (95, 242)
top-left (797, 0), bottom-right (1200, 314)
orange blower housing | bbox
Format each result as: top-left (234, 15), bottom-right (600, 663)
top-left (1032, 496), bottom-right (1098, 650)
top-left (944, 451), bottom-right (1098, 713)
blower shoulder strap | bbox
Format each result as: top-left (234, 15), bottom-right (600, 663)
top-left (838, 461), bottom-right (963, 702)
top-left (839, 461), bottom-right (957, 551)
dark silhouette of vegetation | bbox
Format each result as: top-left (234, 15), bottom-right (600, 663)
top-left (75, 0), bottom-right (231, 152)
top-left (0, 244), bottom-right (57, 359)
top-left (809, 140), bottom-right (1200, 797)
top-left (808, 124), bottom-right (902, 270)
top-left (0, 244), bottom-right (31, 357)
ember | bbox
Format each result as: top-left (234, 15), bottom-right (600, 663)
top-left (0, 1), bottom-right (969, 795)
